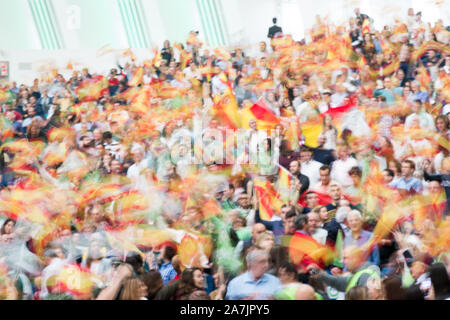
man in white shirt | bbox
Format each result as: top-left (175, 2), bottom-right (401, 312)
top-left (292, 87), bottom-right (303, 110)
top-left (404, 99), bottom-right (435, 131)
top-left (127, 144), bottom-right (153, 189)
top-left (318, 90), bottom-right (336, 114)
top-left (331, 83), bottom-right (348, 107)
top-left (254, 41), bottom-right (270, 60)
top-left (331, 145), bottom-right (359, 189)
top-left (183, 61), bottom-right (202, 81)
top-left (299, 146), bottom-right (322, 186)
top-left (211, 67), bottom-right (229, 96)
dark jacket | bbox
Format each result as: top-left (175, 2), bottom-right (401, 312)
top-left (295, 173), bottom-right (310, 196)
top-left (268, 25), bottom-right (282, 38)
top-left (255, 209), bottom-right (284, 236)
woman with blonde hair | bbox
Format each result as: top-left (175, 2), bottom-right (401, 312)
top-left (255, 231), bottom-right (275, 252)
top-left (119, 277), bottom-right (148, 300)
top-left (321, 114), bottom-right (338, 150)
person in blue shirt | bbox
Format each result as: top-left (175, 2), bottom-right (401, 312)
top-left (158, 245), bottom-right (178, 285)
top-left (389, 160), bottom-right (423, 194)
top-left (343, 210), bottom-right (380, 267)
top-left (226, 249), bottom-right (282, 300)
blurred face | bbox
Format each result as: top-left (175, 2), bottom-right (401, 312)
top-left (133, 149), bottom-right (144, 163)
top-left (260, 236), bottom-right (274, 251)
top-left (428, 181), bottom-right (441, 194)
top-left (54, 248), bottom-right (66, 259)
top-left (289, 161), bottom-right (300, 174)
top-left (278, 267), bottom-right (295, 284)
top-left (250, 254), bottom-right (269, 279)
top-left (347, 213), bottom-right (363, 233)
top-left (285, 216), bottom-right (296, 235)
top-left (306, 193), bottom-right (318, 208)
top-left (90, 207), bottom-right (102, 223)
top-left (93, 129), bottom-right (102, 141)
top-left (412, 101), bottom-right (421, 113)
top-left (382, 170), bottom-right (394, 184)
top-left (3, 221), bottom-right (15, 234)
top-left (338, 147), bottom-right (349, 159)
top-left (329, 186), bottom-right (341, 201)
top-left (252, 224), bottom-right (266, 241)
top-left (249, 119), bottom-right (257, 130)
top-left (300, 151), bottom-right (312, 163)
top-left (111, 160), bottom-right (122, 174)
top-left (350, 172), bottom-right (360, 185)
top-left (324, 115), bottom-right (332, 126)
top-left (401, 162), bottom-right (414, 178)
top-left (280, 206), bottom-right (291, 221)
top-left (259, 42), bottom-right (266, 52)
top-left (343, 248), bottom-right (361, 272)
top-left (264, 139), bottom-right (270, 151)
top-left (307, 213), bottom-right (320, 233)
top-left (193, 270), bottom-right (204, 289)
top-left (403, 86), bottom-right (410, 96)
top-left (319, 207), bottom-right (328, 221)
top-left (384, 78), bottom-right (392, 89)
top-left (319, 169), bottom-right (330, 185)
top-left (436, 118), bottom-right (446, 132)
top-left (411, 261), bottom-right (426, 280)
top-left (237, 194), bottom-right (250, 208)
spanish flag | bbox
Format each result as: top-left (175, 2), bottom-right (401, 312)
top-left (128, 67), bottom-right (144, 87)
top-left (300, 117), bottom-right (322, 148)
top-left (76, 76), bottom-right (108, 102)
top-left (361, 18), bottom-right (371, 35)
top-left (288, 231), bottom-right (334, 271)
top-left (240, 98), bottom-right (281, 130)
top-left (212, 88), bottom-right (240, 129)
top-left (278, 165), bottom-right (291, 202)
top-left (57, 264), bottom-right (101, 298)
top-left (254, 178), bottom-right (283, 221)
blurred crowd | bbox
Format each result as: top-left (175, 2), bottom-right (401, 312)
top-left (0, 7), bottom-right (449, 300)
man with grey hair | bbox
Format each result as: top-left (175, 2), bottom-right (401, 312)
top-left (226, 249), bottom-right (281, 300)
top-left (343, 210), bottom-right (380, 267)
top-left (310, 245), bottom-right (380, 295)
top-left (307, 211), bottom-right (328, 245)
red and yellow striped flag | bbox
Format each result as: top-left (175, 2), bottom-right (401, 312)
top-left (362, 18), bottom-right (371, 35)
top-left (288, 231), bottom-right (334, 271)
top-left (254, 178), bottom-right (283, 221)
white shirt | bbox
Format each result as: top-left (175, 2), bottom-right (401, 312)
top-left (312, 228), bottom-right (328, 245)
top-left (404, 112), bottom-right (435, 131)
top-left (127, 157), bottom-right (153, 189)
top-left (211, 75), bottom-right (228, 96)
top-left (183, 66), bottom-right (201, 80)
top-left (331, 92), bottom-right (348, 107)
top-left (300, 160), bottom-right (323, 186)
top-left (331, 156), bottom-right (359, 188)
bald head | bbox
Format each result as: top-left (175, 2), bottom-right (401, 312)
top-left (295, 284), bottom-right (317, 300)
top-left (343, 245), bottom-right (365, 272)
top-left (252, 223), bottom-right (267, 241)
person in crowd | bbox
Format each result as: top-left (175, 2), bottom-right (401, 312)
top-left (226, 249), bottom-right (282, 300)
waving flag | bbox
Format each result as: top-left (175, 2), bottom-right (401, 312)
top-left (212, 88), bottom-right (240, 129)
top-left (240, 98), bottom-right (281, 130)
top-left (361, 18), bottom-right (371, 35)
top-left (254, 178), bottom-right (283, 221)
top-left (76, 76), bottom-right (108, 102)
top-left (288, 231), bottom-right (334, 271)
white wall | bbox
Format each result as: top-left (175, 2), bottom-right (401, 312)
top-left (0, 48), bottom-right (159, 86)
top-left (1, 0), bottom-right (449, 85)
